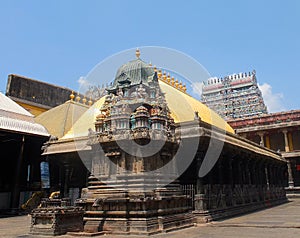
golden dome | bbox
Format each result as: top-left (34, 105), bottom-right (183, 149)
top-left (96, 113), bottom-right (106, 121)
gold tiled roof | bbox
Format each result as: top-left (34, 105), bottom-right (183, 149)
top-left (62, 81), bottom-right (234, 139)
top-left (63, 97), bottom-right (106, 139)
top-left (159, 80), bottom-right (234, 133)
top-left (35, 100), bottom-right (89, 139)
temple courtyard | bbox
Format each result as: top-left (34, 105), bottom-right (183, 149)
top-left (0, 199), bottom-right (299, 238)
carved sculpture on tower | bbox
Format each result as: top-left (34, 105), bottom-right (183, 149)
top-left (76, 49), bottom-right (193, 235)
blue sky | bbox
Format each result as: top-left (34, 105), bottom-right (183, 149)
top-left (0, 0), bottom-right (299, 112)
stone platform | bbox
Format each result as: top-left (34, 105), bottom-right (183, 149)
top-left (30, 198), bottom-right (84, 236)
top-left (2, 199), bottom-right (300, 238)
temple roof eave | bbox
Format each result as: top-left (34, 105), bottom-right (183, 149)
top-left (0, 116), bottom-right (49, 137)
top-left (42, 136), bottom-right (90, 155)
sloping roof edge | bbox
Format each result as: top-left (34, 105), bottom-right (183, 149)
top-left (0, 116), bottom-right (49, 137)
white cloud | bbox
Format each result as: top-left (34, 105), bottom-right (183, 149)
top-left (191, 81), bottom-right (204, 98)
top-left (77, 76), bottom-right (90, 92)
top-left (258, 83), bottom-right (285, 113)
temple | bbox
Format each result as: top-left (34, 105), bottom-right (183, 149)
top-left (37, 50), bottom-right (287, 235)
top-left (0, 92), bottom-right (49, 213)
top-left (228, 110), bottom-right (300, 198)
top-left (202, 71), bottom-right (268, 120)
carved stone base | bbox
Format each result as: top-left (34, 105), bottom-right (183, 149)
top-left (83, 212), bottom-right (194, 235)
top-left (193, 198), bottom-right (288, 224)
top-left (30, 199), bottom-right (84, 236)
top-left (76, 194), bottom-right (194, 235)
top-left (286, 186), bottom-right (300, 199)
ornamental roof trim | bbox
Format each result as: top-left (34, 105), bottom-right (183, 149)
top-left (0, 116), bottom-right (49, 136)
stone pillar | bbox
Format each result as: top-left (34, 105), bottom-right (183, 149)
top-left (245, 159), bottom-right (251, 185)
top-left (287, 159), bottom-right (294, 187)
top-left (218, 160), bottom-right (226, 208)
top-left (64, 166), bottom-right (71, 198)
top-left (228, 158), bottom-right (236, 206)
top-left (251, 160), bottom-right (259, 202)
top-left (288, 132), bottom-right (294, 151)
top-left (11, 135), bottom-right (25, 209)
top-left (282, 129), bottom-right (290, 152)
top-left (195, 177), bottom-right (206, 211)
top-left (59, 166), bottom-right (65, 197)
top-left (265, 163), bottom-right (270, 190)
top-left (194, 155), bottom-right (208, 213)
top-left (228, 158), bottom-right (234, 187)
top-left (237, 160), bottom-right (243, 185)
top-left (218, 160), bottom-right (224, 186)
top-left (265, 134), bottom-right (271, 149)
top-left (257, 132), bottom-right (265, 147)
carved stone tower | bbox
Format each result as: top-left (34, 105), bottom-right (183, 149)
top-left (76, 50), bottom-right (194, 235)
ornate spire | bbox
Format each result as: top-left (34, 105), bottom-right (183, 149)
top-left (167, 73), bottom-right (171, 83)
top-left (82, 96), bottom-right (87, 105)
top-left (175, 79), bottom-right (179, 89)
top-left (88, 97), bottom-right (93, 106)
top-left (135, 48), bottom-right (140, 59)
top-left (158, 70), bottom-right (162, 78)
top-left (171, 76), bottom-right (175, 86)
top-left (163, 71), bottom-right (167, 81)
top-left (179, 81), bottom-right (183, 90)
top-left (75, 92), bottom-right (81, 102)
top-left (70, 91), bottom-right (75, 101)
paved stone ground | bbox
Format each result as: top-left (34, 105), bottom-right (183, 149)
top-left (1, 199), bottom-right (300, 238)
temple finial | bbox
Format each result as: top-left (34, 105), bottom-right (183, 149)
top-left (75, 92), bottom-right (81, 102)
top-left (171, 76), bottom-right (175, 86)
top-left (167, 73), bottom-right (171, 83)
top-left (82, 96), bottom-right (87, 105)
top-left (158, 69), bottom-right (162, 78)
top-left (70, 91), bottom-right (75, 101)
top-left (88, 97), bottom-right (93, 106)
top-left (135, 48), bottom-right (140, 59)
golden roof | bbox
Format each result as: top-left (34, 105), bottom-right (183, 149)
top-left (62, 81), bottom-right (234, 139)
top-left (63, 97), bottom-right (106, 139)
top-left (159, 80), bottom-right (234, 133)
top-left (35, 100), bottom-right (89, 138)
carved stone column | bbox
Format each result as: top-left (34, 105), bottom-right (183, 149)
top-left (64, 165), bottom-right (71, 198)
top-left (11, 135), bottom-right (25, 209)
top-left (194, 154), bottom-right (206, 211)
top-left (257, 132), bottom-right (265, 147)
top-left (229, 157), bottom-right (236, 206)
top-left (218, 160), bottom-right (226, 208)
top-left (282, 129), bottom-right (290, 152)
top-left (265, 163), bottom-right (270, 190)
top-left (287, 159), bottom-right (294, 187)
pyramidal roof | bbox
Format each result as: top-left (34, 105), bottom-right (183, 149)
top-left (0, 92), bottom-right (33, 117)
top-left (35, 99), bottom-right (89, 139)
top-left (0, 92), bottom-right (49, 136)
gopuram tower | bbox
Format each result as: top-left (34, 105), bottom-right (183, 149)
top-left (76, 50), bottom-right (194, 235)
